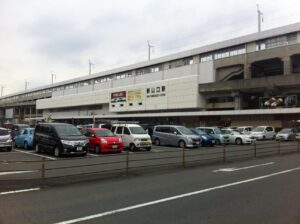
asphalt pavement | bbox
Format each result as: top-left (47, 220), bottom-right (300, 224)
top-left (1, 151), bottom-right (300, 224)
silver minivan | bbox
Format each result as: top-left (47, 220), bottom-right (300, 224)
top-left (152, 125), bottom-right (201, 148)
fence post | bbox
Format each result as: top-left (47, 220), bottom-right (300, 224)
top-left (41, 157), bottom-right (45, 179)
top-left (278, 140), bottom-right (281, 154)
top-left (223, 144), bottom-right (226, 162)
top-left (125, 151), bottom-right (129, 176)
top-left (298, 140), bottom-right (300, 153)
top-left (254, 142), bottom-right (257, 158)
top-left (182, 146), bottom-right (186, 168)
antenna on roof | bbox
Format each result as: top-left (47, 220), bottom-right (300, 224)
top-left (257, 4), bottom-right (263, 32)
top-left (89, 60), bottom-right (94, 75)
top-left (0, 85), bottom-right (4, 96)
top-left (147, 40), bottom-right (154, 61)
top-left (25, 80), bottom-right (29, 91)
top-left (51, 72), bottom-right (56, 84)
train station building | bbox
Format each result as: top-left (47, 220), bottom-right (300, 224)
top-left (1, 22), bottom-right (300, 129)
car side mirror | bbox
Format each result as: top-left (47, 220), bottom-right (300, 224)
top-left (174, 132), bottom-right (177, 135)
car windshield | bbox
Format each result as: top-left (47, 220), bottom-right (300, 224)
top-left (177, 126), bottom-right (195, 135)
top-left (252, 127), bottom-right (265, 132)
top-left (55, 125), bottom-right (82, 136)
top-left (236, 128), bottom-right (245, 132)
top-left (29, 129), bottom-right (34, 135)
top-left (0, 129), bottom-right (8, 136)
top-left (221, 130), bottom-right (231, 134)
top-left (191, 128), bottom-right (206, 135)
top-left (129, 127), bottom-right (147, 134)
top-left (213, 128), bottom-right (222, 134)
top-left (95, 129), bottom-right (115, 137)
top-left (280, 128), bottom-right (292, 133)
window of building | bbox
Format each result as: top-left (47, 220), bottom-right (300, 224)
top-left (116, 72), bottom-right (132, 80)
top-left (169, 57), bottom-right (193, 69)
top-left (136, 64), bottom-right (162, 75)
top-left (256, 33), bottom-right (297, 51)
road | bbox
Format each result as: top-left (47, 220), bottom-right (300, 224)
top-left (1, 152), bottom-right (300, 224)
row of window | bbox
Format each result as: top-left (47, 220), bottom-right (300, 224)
top-left (200, 46), bottom-right (246, 62)
top-left (256, 33), bottom-right (297, 51)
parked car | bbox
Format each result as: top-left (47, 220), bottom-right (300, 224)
top-left (250, 126), bottom-right (276, 140)
top-left (14, 128), bottom-right (34, 149)
top-left (221, 129), bottom-right (255, 145)
top-left (81, 128), bottom-right (123, 153)
top-left (197, 127), bottom-right (230, 145)
top-left (111, 124), bottom-right (152, 151)
top-left (11, 124), bottom-right (30, 139)
top-left (0, 128), bottom-right (12, 151)
top-left (276, 128), bottom-right (297, 141)
top-left (152, 125), bottom-right (201, 148)
top-left (236, 126), bottom-right (253, 135)
top-left (190, 128), bottom-right (215, 146)
top-left (33, 123), bottom-right (89, 157)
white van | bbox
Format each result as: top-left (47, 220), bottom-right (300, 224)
top-left (111, 124), bottom-right (152, 151)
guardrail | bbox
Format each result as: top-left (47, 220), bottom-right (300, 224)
top-left (1, 140), bottom-right (300, 181)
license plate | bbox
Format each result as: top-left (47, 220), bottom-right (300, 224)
top-left (112, 145), bottom-right (118, 149)
top-left (77, 146), bottom-right (82, 151)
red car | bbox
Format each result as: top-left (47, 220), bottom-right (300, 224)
top-left (82, 128), bottom-right (123, 153)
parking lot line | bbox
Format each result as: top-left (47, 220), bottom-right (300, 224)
top-left (0, 188), bottom-right (40, 195)
top-left (13, 149), bottom-right (57, 160)
top-left (0, 170), bottom-right (37, 176)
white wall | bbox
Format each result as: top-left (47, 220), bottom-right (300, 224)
top-left (135, 71), bottom-right (163, 84)
top-left (164, 64), bottom-right (198, 80)
top-left (198, 61), bottom-right (214, 83)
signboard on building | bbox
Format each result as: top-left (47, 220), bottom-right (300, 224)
top-left (259, 95), bottom-right (297, 108)
top-left (111, 91), bottom-right (126, 103)
top-left (5, 108), bottom-right (13, 119)
top-left (146, 85), bottom-right (166, 98)
top-left (128, 89), bottom-right (144, 103)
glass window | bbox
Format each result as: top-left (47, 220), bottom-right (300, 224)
top-left (55, 125), bottom-right (82, 136)
top-left (129, 127), bottom-right (147, 134)
top-left (95, 129), bottom-right (114, 137)
top-left (116, 127), bottom-right (123, 134)
top-left (123, 127), bottom-right (130, 135)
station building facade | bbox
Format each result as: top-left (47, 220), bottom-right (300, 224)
top-left (1, 23), bottom-right (300, 129)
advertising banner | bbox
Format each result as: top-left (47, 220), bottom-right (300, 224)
top-left (259, 95), bottom-right (297, 108)
top-left (127, 89), bottom-right (144, 103)
top-left (111, 91), bottom-right (126, 103)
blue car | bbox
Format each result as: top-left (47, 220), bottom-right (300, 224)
top-left (190, 128), bottom-right (215, 146)
top-left (14, 128), bottom-right (34, 150)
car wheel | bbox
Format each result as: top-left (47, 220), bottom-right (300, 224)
top-left (7, 147), bottom-right (12, 152)
top-left (215, 139), bottom-right (221, 145)
top-left (95, 145), bottom-right (100, 154)
top-left (179, 140), bottom-right (186, 148)
top-left (129, 143), bottom-right (136, 151)
top-left (54, 147), bottom-right (61, 157)
top-left (235, 138), bottom-right (243, 145)
top-left (24, 142), bottom-right (28, 150)
top-left (35, 144), bottom-right (40, 153)
top-left (154, 138), bottom-right (160, 146)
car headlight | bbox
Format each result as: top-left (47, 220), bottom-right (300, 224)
top-left (202, 136), bottom-right (207, 140)
top-left (118, 137), bottom-right (122, 143)
top-left (101, 138), bottom-right (108, 144)
top-left (134, 138), bottom-right (141, 142)
top-left (61, 140), bottom-right (75, 146)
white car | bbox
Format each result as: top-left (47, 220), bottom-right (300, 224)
top-left (221, 129), bottom-right (256, 145)
top-left (250, 126), bottom-right (276, 140)
top-left (236, 126), bottom-right (253, 135)
top-left (111, 124), bottom-right (152, 151)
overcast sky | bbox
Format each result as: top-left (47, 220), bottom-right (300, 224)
top-left (1, 0), bottom-right (300, 95)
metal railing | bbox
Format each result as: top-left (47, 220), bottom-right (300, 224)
top-left (1, 140), bottom-right (300, 181)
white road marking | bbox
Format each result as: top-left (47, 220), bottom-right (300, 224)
top-left (87, 153), bottom-right (100, 157)
top-left (0, 187), bottom-right (40, 195)
top-left (213, 162), bottom-right (274, 173)
top-left (54, 165), bottom-right (300, 224)
top-left (13, 149), bottom-right (56, 160)
top-left (0, 170), bottom-right (37, 176)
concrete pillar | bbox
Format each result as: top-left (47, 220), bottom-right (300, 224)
top-left (232, 92), bottom-right (242, 110)
top-left (282, 57), bottom-right (291, 75)
top-left (244, 64), bottom-right (252, 79)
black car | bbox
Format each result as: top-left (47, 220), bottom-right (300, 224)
top-left (33, 123), bottom-right (89, 157)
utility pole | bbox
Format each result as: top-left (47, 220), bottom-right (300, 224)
top-left (257, 4), bottom-right (263, 32)
top-left (0, 85), bottom-right (4, 97)
top-left (51, 72), bottom-right (56, 84)
top-left (89, 60), bottom-right (94, 75)
top-left (147, 40), bottom-right (154, 61)
top-left (25, 80), bottom-right (29, 91)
